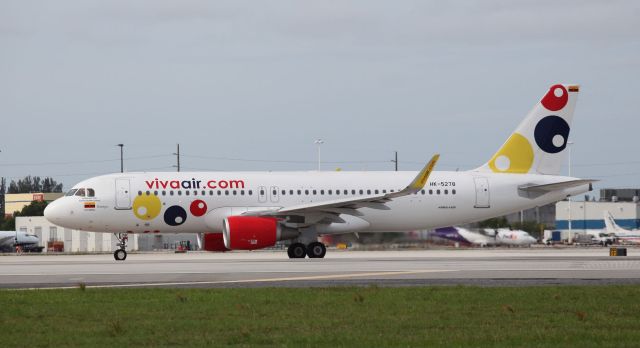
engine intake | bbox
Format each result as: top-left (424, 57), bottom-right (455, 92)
top-left (222, 216), bottom-right (298, 250)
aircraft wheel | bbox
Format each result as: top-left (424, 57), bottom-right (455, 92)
top-left (114, 249), bottom-right (127, 261)
top-left (288, 243), bottom-right (307, 259)
top-left (307, 242), bottom-right (326, 258)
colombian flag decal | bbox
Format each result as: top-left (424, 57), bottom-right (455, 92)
top-left (84, 202), bottom-right (96, 209)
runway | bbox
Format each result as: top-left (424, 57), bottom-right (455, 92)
top-left (2, 248), bottom-right (640, 289)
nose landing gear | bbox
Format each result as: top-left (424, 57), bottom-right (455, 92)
top-left (114, 233), bottom-right (128, 261)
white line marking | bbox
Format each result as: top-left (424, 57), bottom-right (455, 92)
top-left (9, 270), bottom-right (454, 290)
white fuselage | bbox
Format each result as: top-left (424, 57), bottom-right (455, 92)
top-left (45, 170), bottom-right (590, 236)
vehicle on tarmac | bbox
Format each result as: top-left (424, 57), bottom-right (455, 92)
top-left (44, 84), bottom-right (593, 261)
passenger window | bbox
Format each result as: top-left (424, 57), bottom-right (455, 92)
top-left (185, 191), bottom-right (190, 196)
top-left (351, 190), bottom-right (355, 195)
top-left (336, 190), bottom-right (340, 195)
top-left (162, 191), bottom-right (166, 196)
top-left (313, 190), bottom-right (317, 195)
top-left (383, 189), bottom-right (387, 194)
top-left (233, 190), bottom-right (237, 195)
top-left (421, 190), bottom-right (425, 195)
top-left (305, 190), bottom-right (309, 195)
top-left (75, 188), bottom-right (86, 197)
top-left (241, 190), bottom-right (245, 195)
top-left (273, 190), bottom-right (277, 195)
top-left (297, 190), bottom-right (301, 195)
top-left (87, 188), bottom-right (95, 197)
top-left (248, 190), bottom-right (253, 195)
top-left (444, 189), bottom-right (448, 194)
top-left (375, 190), bottom-right (379, 194)
top-left (145, 191), bottom-right (150, 196)
top-left (260, 189), bottom-right (265, 195)
top-left (452, 189), bottom-right (456, 195)
top-left (225, 190), bottom-right (229, 195)
top-left (289, 190), bottom-right (294, 195)
top-left (429, 189), bottom-right (433, 195)
top-left (138, 191), bottom-right (142, 196)
top-left (217, 190), bottom-right (222, 196)
top-left (65, 189), bottom-right (78, 197)
top-left (367, 190), bottom-right (371, 194)
top-left (170, 191), bottom-right (174, 196)
top-left (154, 191), bottom-right (158, 196)
top-left (178, 191), bottom-right (182, 196)
top-left (436, 189), bottom-right (441, 195)
top-left (281, 190), bottom-right (285, 195)
top-left (202, 190), bottom-right (206, 196)
top-left (359, 190), bottom-right (364, 195)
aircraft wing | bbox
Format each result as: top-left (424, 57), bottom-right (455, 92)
top-left (518, 179), bottom-right (597, 193)
top-left (243, 154), bottom-right (440, 220)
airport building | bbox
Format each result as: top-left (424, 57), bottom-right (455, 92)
top-left (4, 192), bottom-right (63, 217)
top-left (555, 188), bottom-right (640, 231)
top-left (15, 216), bottom-right (198, 253)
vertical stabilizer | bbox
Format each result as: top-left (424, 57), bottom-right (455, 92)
top-left (476, 84), bottom-right (579, 175)
top-left (603, 211), bottom-right (624, 233)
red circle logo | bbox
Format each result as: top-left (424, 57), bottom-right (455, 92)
top-left (540, 84), bottom-right (568, 111)
top-left (190, 200), bottom-right (208, 217)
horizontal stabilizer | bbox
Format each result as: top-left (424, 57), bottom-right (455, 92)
top-left (518, 179), bottom-right (597, 193)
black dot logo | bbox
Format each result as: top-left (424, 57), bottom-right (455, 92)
top-left (164, 206), bottom-right (187, 226)
top-left (534, 115), bottom-right (570, 154)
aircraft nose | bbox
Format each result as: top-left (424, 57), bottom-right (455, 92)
top-left (44, 200), bottom-right (65, 224)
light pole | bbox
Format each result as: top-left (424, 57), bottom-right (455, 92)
top-left (567, 141), bottom-right (574, 242)
top-left (173, 144), bottom-right (180, 172)
top-left (116, 144), bottom-right (124, 173)
top-left (391, 151), bottom-right (398, 171)
top-left (314, 139), bottom-right (324, 171)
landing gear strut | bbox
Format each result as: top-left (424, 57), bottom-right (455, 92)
top-left (114, 233), bottom-right (128, 261)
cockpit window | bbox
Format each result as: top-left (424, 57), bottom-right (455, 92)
top-left (75, 188), bottom-right (86, 197)
top-left (87, 188), bottom-right (95, 197)
top-left (65, 189), bottom-right (78, 196)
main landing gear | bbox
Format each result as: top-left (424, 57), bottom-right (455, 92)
top-left (114, 233), bottom-right (128, 261)
top-left (287, 242), bottom-right (326, 259)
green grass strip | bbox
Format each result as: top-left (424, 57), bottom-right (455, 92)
top-left (1, 285), bottom-right (640, 347)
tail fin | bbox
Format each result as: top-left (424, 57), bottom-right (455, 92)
top-left (603, 210), bottom-right (623, 233)
top-left (476, 84), bottom-right (579, 175)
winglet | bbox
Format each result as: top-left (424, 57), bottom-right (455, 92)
top-left (406, 154), bottom-right (440, 192)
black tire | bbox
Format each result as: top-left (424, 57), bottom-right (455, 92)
top-left (288, 243), bottom-right (307, 259)
top-left (307, 242), bottom-right (326, 259)
top-left (114, 249), bottom-right (127, 261)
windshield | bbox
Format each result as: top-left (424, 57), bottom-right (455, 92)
top-left (65, 189), bottom-right (78, 196)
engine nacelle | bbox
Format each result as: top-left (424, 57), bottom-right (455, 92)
top-left (222, 216), bottom-right (298, 250)
top-left (202, 233), bottom-right (229, 252)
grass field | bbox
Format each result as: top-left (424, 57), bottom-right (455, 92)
top-left (2, 285), bottom-right (640, 347)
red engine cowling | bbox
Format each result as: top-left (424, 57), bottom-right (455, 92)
top-left (202, 233), bottom-right (229, 252)
top-left (223, 216), bottom-right (280, 250)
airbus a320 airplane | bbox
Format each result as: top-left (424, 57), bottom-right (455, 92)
top-left (45, 84), bottom-right (593, 261)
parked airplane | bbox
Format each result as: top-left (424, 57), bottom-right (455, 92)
top-left (492, 228), bottom-right (537, 246)
top-left (432, 227), bottom-right (496, 247)
top-left (603, 210), bottom-right (640, 244)
top-left (44, 84), bottom-right (593, 261)
top-left (0, 231), bottom-right (41, 252)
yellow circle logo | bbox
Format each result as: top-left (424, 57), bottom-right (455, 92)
top-left (488, 133), bottom-right (534, 173)
top-left (132, 194), bottom-right (162, 220)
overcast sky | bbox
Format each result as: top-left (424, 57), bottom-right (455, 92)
top-left (1, 0), bottom-right (639, 192)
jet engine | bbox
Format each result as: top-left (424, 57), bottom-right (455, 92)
top-left (222, 216), bottom-right (298, 250)
top-left (202, 233), bottom-right (229, 252)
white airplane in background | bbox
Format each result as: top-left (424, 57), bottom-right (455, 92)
top-left (0, 231), bottom-right (41, 252)
top-left (490, 228), bottom-right (537, 246)
top-left (432, 227), bottom-right (496, 247)
top-left (603, 210), bottom-right (640, 244)
top-left (45, 84), bottom-right (594, 261)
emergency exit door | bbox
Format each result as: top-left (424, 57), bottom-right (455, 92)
top-left (474, 177), bottom-right (490, 208)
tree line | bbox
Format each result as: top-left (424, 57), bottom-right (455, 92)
top-left (1, 176), bottom-right (63, 230)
